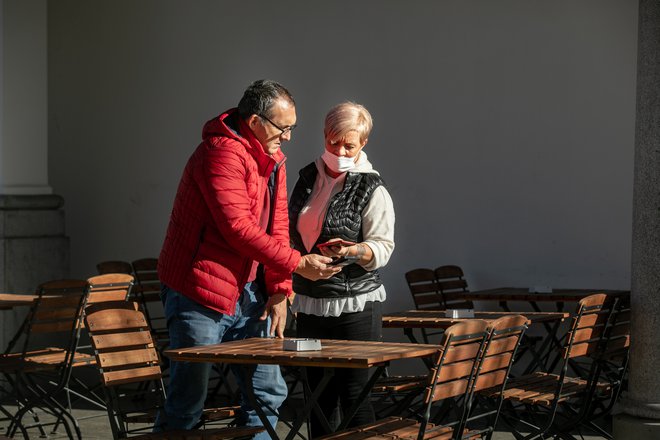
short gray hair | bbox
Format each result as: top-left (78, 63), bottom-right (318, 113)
top-left (324, 102), bottom-right (373, 143)
top-left (237, 79), bottom-right (295, 119)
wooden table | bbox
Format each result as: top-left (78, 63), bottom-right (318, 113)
top-left (458, 287), bottom-right (629, 311)
top-left (382, 310), bottom-right (567, 330)
top-left (0, 293), bottom-right (38, 310)
top-left (383, 310), bottom-right (569, 373)
top-left (165, 337), bottom-right (439, 440)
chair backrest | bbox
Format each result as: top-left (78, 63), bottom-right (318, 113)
top-left (467, 315), bottom-right (528, 438)
top-left (85, 273), bottom-right (134, 306)
top-left (580, 296), bottom-right (630, 422)
top-left (562, 293), bottom-right (615, 362)
top-left (527, 293), bottom-right (615, 419)
top-left (418, 320), bottom-right (489, 438)
top-left (6, 279), bottom-right (88, 354)
top-left (434, 265), bottom-right (473, 310)
top-left (600, 296), bottom-right (630, 361)
top-left (405, 268), bottom-right (443, 310)
top-left (84, 301), bottom-right (163, 439)
top-left (131, 258), bottom-right (160, 303)
top-left (130, 258), bottom-right (170, 347)
top-left (8, 280), bottom-right (89, 383)
top-left (96, 260), bottom-right (134, 275)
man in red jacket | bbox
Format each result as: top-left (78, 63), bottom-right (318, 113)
top-left (155, 80), bottom-right (339, 436)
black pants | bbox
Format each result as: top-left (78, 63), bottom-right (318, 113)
top-left (296, 301), bottom-right (383, 437)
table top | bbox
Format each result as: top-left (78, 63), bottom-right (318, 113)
top-left (164, 337), bottom-right (439, 369)
top-left (0, 293), bottom-right (38, 309)
top-left (458, 287), bottom-right (629, 303)
top-left (382, 310), bottom-right (569, 329)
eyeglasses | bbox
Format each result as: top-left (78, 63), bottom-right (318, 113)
top-left (259, 114), bottom-right (297, 135)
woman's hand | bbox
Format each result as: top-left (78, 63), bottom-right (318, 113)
top-left (318, 238), bottom-right (352, 258)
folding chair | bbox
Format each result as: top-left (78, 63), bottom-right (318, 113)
top-left (468, 315), bottom-right (528, 439)
top-left (436, 265), bottom-right (542, 373)
top-left (83, 301), bottom-right (260, 439)
top-left (0, 279), bottom-right (91, 439)
top-left (130, 258), bottom-right (168, 346)
top-left (61, 273), bottom-right (136, 415)
top-left (434, 265), bottom-right (473, 310)
top-left (405, 269), bottom-right (444, 344)
top-left (86, 273), bottom-right (134, 305)
top-left (484, 293), bottom-right (618, 439)
top-left (550, 296), bottom-right (630, 439)
top-left (373, 268), bottom-right (468, 417)
top-left (318, 319), bottom-right (494, 440)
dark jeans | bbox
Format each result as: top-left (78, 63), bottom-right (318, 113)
top-left (296, 301), bottom-right (383, 437)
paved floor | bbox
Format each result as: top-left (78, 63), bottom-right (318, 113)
top-left (1, 402), bottom-right (610, 439)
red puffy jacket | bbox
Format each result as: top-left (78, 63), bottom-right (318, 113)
top-left (158, 108), bottom-right (301, 315)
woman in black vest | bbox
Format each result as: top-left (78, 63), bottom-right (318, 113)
top-left (289, 102), bottom-right (396, 436)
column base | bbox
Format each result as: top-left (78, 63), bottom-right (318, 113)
top-left (0, 194), bottom-right (70, 350)
top-left (613, 414), bottom-right (660, 439)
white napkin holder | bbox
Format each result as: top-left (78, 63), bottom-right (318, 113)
top-left (283, 338), bottom-right (322, 351)
top-left (445, 309), bottom-right (475, 318)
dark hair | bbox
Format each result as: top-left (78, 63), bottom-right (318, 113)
top-left (237, 79), bottom-right (295, 120)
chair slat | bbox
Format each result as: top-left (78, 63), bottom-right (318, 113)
top-left (429, 378), bottom-right (470, 402)
top-left (91, 331), bottom-right (154, 350)
top-left (101, 365), bottom-right (162, 386)
top-left (98, 347), bottom-right (160, 369)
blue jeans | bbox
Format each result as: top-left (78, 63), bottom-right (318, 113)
top-left (154, 282), bottom-right (287, 439)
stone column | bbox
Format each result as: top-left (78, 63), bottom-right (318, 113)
top-left (0, 1), bottom-right (69, 349)
top-left (613, 0), bottom-right (660, 437)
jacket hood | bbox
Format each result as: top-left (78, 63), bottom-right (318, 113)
top-left (201, 108), bottom-right (285, 165)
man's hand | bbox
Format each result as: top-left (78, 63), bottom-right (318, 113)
top-left (294, 254), bottom-right (342, 280)
top-left (260, 293), bottom-right (288, 338)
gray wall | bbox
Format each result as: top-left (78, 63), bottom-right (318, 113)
top-left (47, 0), bottom-right (638, 315)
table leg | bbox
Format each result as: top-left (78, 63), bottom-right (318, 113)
top-left (298, 367), bottom-right (334, 439)
top-left (240, 364), bottom-right (337, 440)
top-left (239, 365), bottom-right (281, 440)
top-left (336, 365), bottom-right (387, 431)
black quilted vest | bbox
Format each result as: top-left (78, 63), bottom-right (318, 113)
top-left (289, 162), bottom-right (385, 298)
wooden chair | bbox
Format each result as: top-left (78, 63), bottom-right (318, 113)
top-left (483, 293), bottom-right (619, 439)
top-left (549, 296), bottom-right (630, 439)
top-left (405, 268), bottom-right (444, 344)
top-left (96, 260), bottom-right (134, 275)
top-left (406, 268), bottom-right (443, 311)
top-left (372, 315), bottom-right (528, 439)
top-left (467, 315), bottom-right (528, 438)
top-left (130, 258), bottom-right (169, 350)
top-left (374, 267), bottom-right (474, 414)
top-left (83, 301), bottom-right (262, 439)
top-left (86, 273), bottom-right (134, 305)
top-left (318, 320), bottom-right (492, 440)
top-left (0, 279), bottom-right (91, 439)
top-left (434, 265), bottom-right (473, 310)
top-left (64, 273), bottom-right (135, 413)
top-left (436, 265), bottom-right (542, 373)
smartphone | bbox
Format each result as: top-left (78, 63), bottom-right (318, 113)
top-left (317, 239), bottom-right (356, 249)
top-left (330, 255), bottom-right (359, 267)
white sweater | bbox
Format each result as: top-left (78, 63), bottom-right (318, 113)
top-left (292, 152), bottom-right (396, 317)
